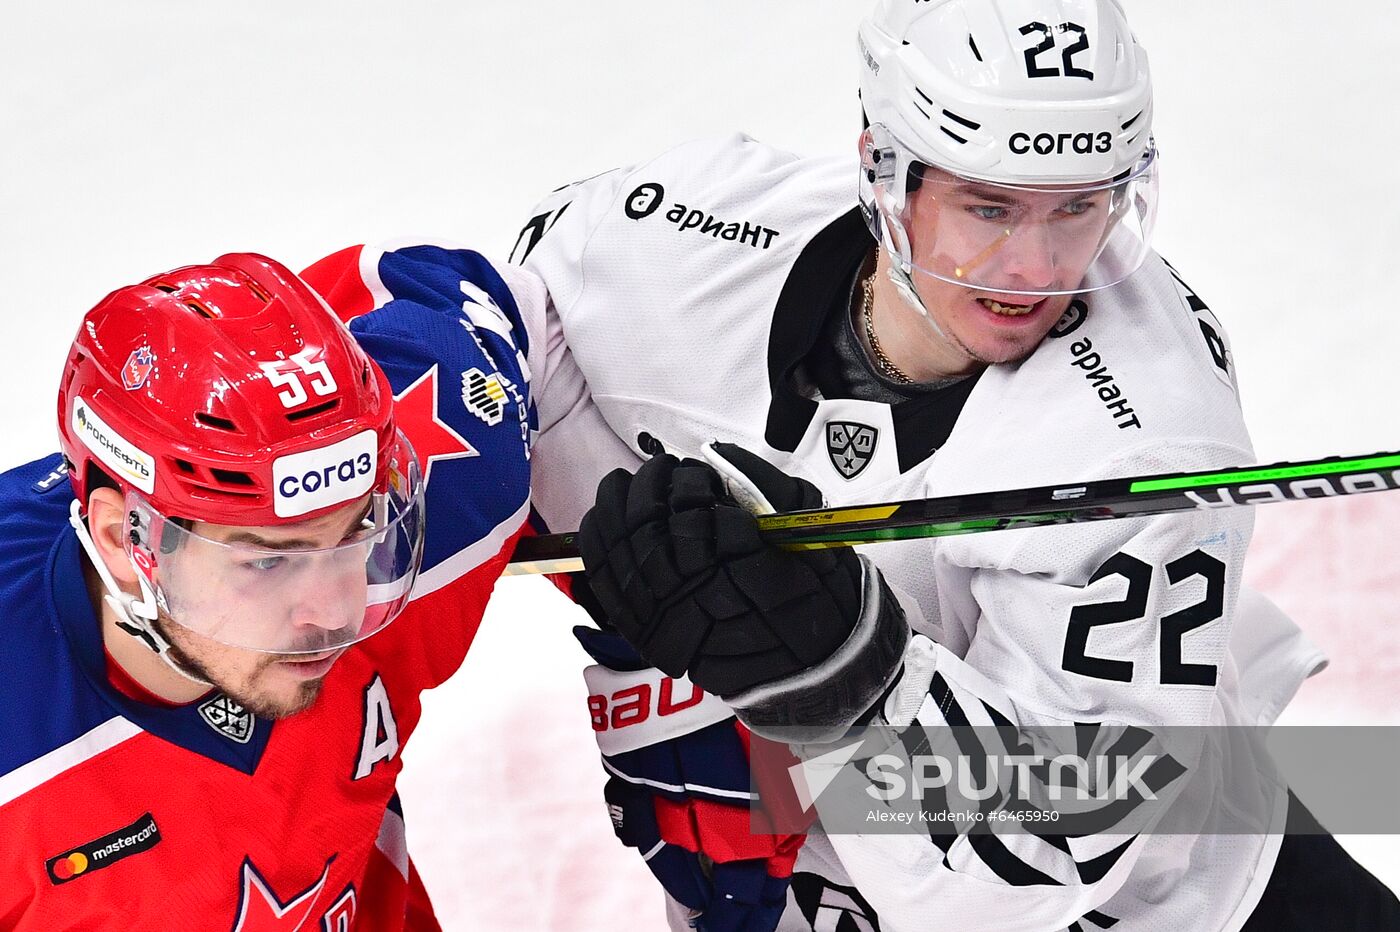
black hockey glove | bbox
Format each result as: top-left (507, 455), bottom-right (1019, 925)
top-left (577, 442), bottom-right (908, 734)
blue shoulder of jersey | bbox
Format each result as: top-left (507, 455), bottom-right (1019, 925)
top-left (0, 456), bottom-right (127, 782)
top-left (0, 455), bottom-right (281, 781)
top-left (348, 244), bottom-right (534, 575)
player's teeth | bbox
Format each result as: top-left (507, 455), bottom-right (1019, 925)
top-left (979, 298), bottom-right (1034, 316)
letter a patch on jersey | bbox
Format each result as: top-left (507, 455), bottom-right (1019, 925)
top-left (826, 421), bottom-right (878, 480)
top-left (354, 675), bottom-right (400, 781)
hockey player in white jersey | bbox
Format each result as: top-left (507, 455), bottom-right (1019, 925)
top-left (511, 0), bottom-right (1400, 929)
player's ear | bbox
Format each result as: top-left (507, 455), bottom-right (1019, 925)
top-left (85, 487), bottom-right (138, 588)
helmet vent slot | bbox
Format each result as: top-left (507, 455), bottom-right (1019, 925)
top-left (209, 468), bottom-right (255, 487)
top-left (943, 110), bottom-right (982, 131)
top-left (285, 398), bottom-right (341, 422)
top-left (196, 412), bottom-right (238, 432)
top-left (186, 485), bottom-right (261, 503)
top-left (185, 301), bottom-right (216, 320)
top-left (152, 283), bottom-right (178, 294)
top-left (968, 35), bottom-right (983, 62)
top-left (174, 459), bottom-right (197, 474)
top-left (1122, 111), bottom-right (1143, 131)
top-left (941, 128), bottom-right (968, 145)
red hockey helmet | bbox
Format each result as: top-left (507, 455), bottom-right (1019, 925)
top-left (58, 254), bottom-right (427, 654)
top-left (59, 253), bottom-right (402, 525)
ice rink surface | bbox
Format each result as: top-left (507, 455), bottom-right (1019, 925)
top-left (2, 1), bottom-right (1396, 927)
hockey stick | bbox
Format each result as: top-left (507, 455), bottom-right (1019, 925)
top-left (503, 450), bottom-right (1400, 576)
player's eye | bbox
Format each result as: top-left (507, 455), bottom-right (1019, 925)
top-left (1058, 198), bottom-right (1098, 217)
top-left (968, 205), bottom-right (1011, 222)
top-left (241, 555), bottom-right (286, 572)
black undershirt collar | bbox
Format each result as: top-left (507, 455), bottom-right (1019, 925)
top-left (764, 208), bottom-right (981, 473)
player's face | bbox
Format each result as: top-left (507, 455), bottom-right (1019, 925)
top-left (899, 169), bottom-right (1111, 366)
top-left (155, 498), bottom-right (373, 718)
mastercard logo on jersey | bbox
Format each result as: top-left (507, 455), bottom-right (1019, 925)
top-left (45, 813), bottom-right (162, 885)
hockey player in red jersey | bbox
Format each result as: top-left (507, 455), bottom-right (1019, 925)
top-left (0, 244), bottom-right (538, 929)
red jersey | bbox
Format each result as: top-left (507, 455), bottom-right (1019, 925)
top-left (0, 244), bottom-right (538, 930)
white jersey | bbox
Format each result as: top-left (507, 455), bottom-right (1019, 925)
top-left (515, 134), bottom-right (1328, 932)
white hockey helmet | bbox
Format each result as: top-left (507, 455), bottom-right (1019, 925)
top-left (858, 0), bottom-right (1160, 297)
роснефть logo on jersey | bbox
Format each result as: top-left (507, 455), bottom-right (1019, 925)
top-left (46, 814), bottom-right (161, 885)
top-left (826, 422), bottom-right (878, 480)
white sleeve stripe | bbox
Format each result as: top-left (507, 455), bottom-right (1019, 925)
top-left (599, 756), bottom-right (756, 802)
top-left (0, 716), bottom-right (142, 806)
top-left (375, 805), bottom-right (410, 881)
top-left (409, 497), bottom-right (530, 601)
top-left (358, 244), bottom-right (395, 313)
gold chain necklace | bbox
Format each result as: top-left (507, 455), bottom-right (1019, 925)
top-left (860, 272), bottom-right (914, 385)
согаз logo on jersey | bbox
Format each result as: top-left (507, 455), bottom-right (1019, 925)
top-left (826, 422), bottom-right (878, 480)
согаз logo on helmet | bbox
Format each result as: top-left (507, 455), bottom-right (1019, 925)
top-left (272, 430), bottom-right (379, 518)
top-left (1009, 132), bottom-right (1112, 156)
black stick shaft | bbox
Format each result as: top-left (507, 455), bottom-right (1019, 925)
top-left (503, 450), bottom-right (1400, 575)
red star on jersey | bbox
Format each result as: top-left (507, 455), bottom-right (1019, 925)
top-left (231, 857), bottom-right (331, 931)
top-left (392, 365), bottom-right (478, 486)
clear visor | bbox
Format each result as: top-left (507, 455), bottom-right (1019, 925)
top-left (123, 432), bottom-right (426, 655)
top-left (865, 126), bottom-right (1160, 298)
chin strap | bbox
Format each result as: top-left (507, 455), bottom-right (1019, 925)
top-left (872, 198), bottom-right (952, 345)
top-left (883, 255), bottom-right (958, 348)
top-left (68, 500), bottom-right (212, 687)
